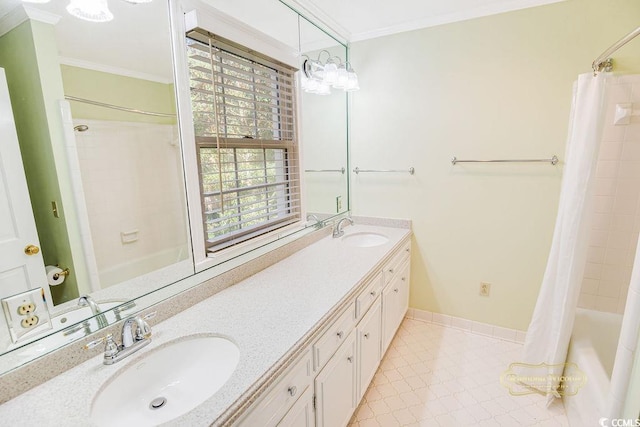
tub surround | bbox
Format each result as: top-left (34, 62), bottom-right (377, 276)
top-left (0, 221), bottom-right (411, 425)
top-left (564, 308), bottom-right (624, 426)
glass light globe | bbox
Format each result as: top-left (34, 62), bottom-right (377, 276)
top-left (345, 70), bottom-right (360, 92)
top-left (305, 59), bottom-right (324, 82)
top-left (305, 79), bottom-right (319, 93)
top-left (334, 64), bottom-right (348, 89)
top-left (300, 73), bottom-right (309, 91)
top-left (315, 82), bottom-right (331, 95)
top-left (322, 59), bottom-right (338, 85)
top-left (66, 0), bottom-right (113, 22)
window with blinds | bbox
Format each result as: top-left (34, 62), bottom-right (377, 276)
top-left (186, 32), bottom-right (301, 253)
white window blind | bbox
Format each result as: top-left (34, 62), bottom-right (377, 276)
top-left (186, 32), bottom-right (301, 253)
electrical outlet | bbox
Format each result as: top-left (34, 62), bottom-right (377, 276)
top-left (21, 316), bottom-right (39, 328)
top-left (479, 282), bottom-right (491, 297)
top-left (1, 288), bottom-right (52, 342)
top-left (17, 302), bottom-right (36, 315)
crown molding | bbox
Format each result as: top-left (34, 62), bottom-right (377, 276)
top-left (0, 5), bottom-right (60, 38)
top-left (279, 0), bottom-right (350, 45)
top-left (349, 0), bottom-right (566, 42)
top-left (59, 57), bottom-right (174, 85)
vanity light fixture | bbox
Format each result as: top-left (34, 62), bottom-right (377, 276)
top-left (301, 51), bottom-right (360, 95)
top-left (66, 0), bottom-right (113, 23)
top-left (21, 0), bottom-right (154, 22)
top-left (345, 63), bottom-right (360, 92)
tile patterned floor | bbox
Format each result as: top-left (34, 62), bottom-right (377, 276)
top-left (349, 318), bottom-right (569, 426)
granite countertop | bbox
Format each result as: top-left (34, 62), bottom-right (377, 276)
top-left (0, 224), bottom-right (411, 426)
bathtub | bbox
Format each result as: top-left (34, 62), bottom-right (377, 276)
top-left (564, 308), bottom-right (623, 426)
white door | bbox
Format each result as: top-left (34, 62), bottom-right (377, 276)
top-left (0, 68), bottom-right (49, 303)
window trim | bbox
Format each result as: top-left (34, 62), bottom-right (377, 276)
top-left (176, 17), bottom-right (306, 272)
top-left (174, 6), bottom-right (306, 273)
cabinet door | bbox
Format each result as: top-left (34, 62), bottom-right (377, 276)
top-left (315, 331), bottom-right (356, 427)
top-left (358, 297), bottom-right (382, 402)
top-left (382, 278), bottom-right (399, 353)
top-left (397, 260), bottom-right (410, 320)
top-left (382, 260), bottom-right (410, 353)
top-left (279, 387), bottom-right (314, 427)
top-left (237, 350), bottom-right (312, 427)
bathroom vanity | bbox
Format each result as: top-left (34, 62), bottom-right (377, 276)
top-left (0, 222), bottom-right (411, 426)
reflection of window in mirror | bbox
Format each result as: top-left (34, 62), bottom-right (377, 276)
top-left (185, 33), bottom-right (301, 254)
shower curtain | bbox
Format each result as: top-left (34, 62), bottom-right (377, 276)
top-left (520, 72), bottom-right (607, 402)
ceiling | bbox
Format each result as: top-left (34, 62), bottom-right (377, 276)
top-left (0, 0), bottom-right (566, 82)
top-left (288, 0), bottom-right (566, 42)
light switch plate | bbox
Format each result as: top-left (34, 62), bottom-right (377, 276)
top-left (2, 288), bottom-right (52, 342)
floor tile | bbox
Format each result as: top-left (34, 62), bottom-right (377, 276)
top-left (354, 318), bottom-right (570, 426)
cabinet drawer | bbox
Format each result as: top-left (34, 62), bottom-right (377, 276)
top-left (238, 349), bottom-right (312, 427)
top-left (382, 240), bottom-right (411, 285)
top-left (313, 303), bottom-right (356, 371)
top-left (355, 272), bottom-right (383, 319)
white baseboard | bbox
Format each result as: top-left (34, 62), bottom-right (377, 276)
top-left (406, 308), bottom-right (527, 344)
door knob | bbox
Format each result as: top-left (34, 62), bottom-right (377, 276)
top-left (24, 245), bottom-right (40, 256)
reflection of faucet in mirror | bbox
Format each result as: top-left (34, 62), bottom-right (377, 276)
top-left (306, 214), bottom-right (321, 226)
top-left (78, 295), bottom-right (108, 329)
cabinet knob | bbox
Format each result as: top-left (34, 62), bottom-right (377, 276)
top-left (388, 268), bottom-right (394, 273)
top-left (287, 386), bottom-right (297, 397)
top-left (364, 333), bottom-right (370, 339)
top-left (336, 331), bottom-right (344, 339)
top-left (347, 356), bottom-right (353, 363)
top-left (394, 288), bottom-right (399, 293)
top-left (405, 248), bottom-right (410, 252)
top-left (402, 277), bottom-right (406, 282)
top-left (370, 291), bottom-right (376, 297)
top-left (24, 245), bottom-right (40, 256)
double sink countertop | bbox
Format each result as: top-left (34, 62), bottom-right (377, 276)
top-left (0, 223), bottom-right (411, 426)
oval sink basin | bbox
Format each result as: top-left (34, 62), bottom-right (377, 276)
top-left (91, 335), bottom-right (240, 427)
top-left (342, 232), bottom-right (389, 248)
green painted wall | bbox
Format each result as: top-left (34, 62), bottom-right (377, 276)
top-left (0, 21), bottom-right (79, 304)
top-left (60, 65), bottom-right (176, 125)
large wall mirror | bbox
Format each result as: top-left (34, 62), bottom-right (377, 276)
top-left (0, 0), bottom-right (349, 374)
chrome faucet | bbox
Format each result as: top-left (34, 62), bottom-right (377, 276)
top-left (101, 315), bottom-right (152, 365)
top-left (333, 217), bottom-right (354, 238)
top-left (78, 295), bottom-right (108, 329)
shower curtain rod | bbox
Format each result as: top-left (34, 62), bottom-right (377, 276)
top-left (64, 95), bottom-right (176, 118)
top-left (592, 26), bottom-right (640, 73)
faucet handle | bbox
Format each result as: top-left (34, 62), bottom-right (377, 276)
top-left (83, 333), bottom-right (119, 360)
top-left (103, 334), bottom-right (119, 358)
top-left (134, 317), bottom-right (152, 340)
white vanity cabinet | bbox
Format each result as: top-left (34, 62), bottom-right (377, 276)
top-left (279, 387), bottom-right (314, 427)
top-left (382, 242), bottom-right (411, 353)
top-left (236, 350), bottom-right (313, 427)
top-left (357, 297), bottom-right (382, 401)
top-left (237, 238), bottom-right (411, 427)
top-left (314, 330), bottom-right (357, 427)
